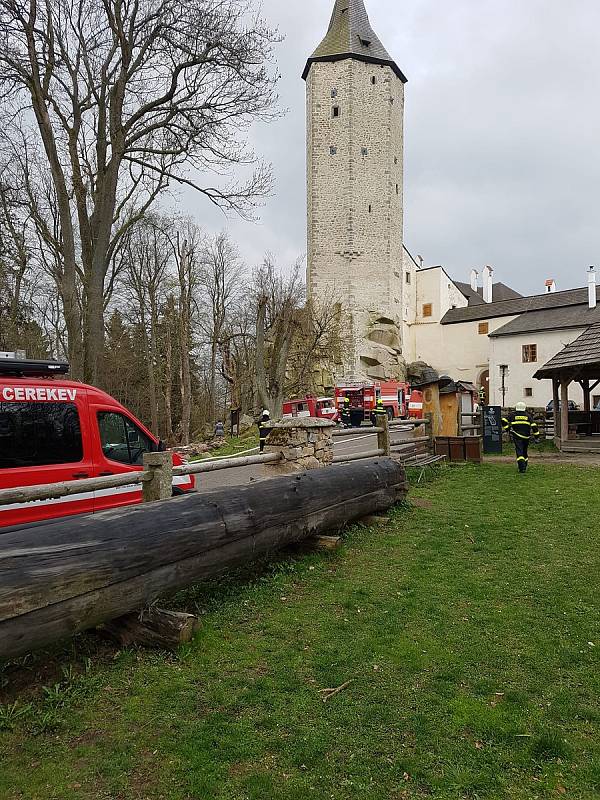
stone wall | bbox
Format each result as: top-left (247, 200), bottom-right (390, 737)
top-left (306, 57), bottom-right (406, 382)
top-left (264, 418), bottom-right (335, 475)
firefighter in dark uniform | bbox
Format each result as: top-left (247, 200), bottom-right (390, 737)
top-left (340, 396), bottom-right (352, 428)
top-left (502, 402), bottom-right (540, 473)
top-left (258, 410), bottom-right (272, 453)
top-left (373, 398), bottom-right (387, 427)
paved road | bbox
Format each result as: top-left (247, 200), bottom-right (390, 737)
top-left (198, 426), bottom-right (415, 491)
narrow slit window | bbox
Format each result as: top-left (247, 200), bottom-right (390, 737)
top-left (396, 184), bottom-right (399, 194)
top-left (371, 76), bottom-right (376, 85)
top-left (330, 146), bottom-right (337, 155)
top-left (361, 147), bottom-right (368, 156)
top-left (332, 106), bottom-right (340, 118)
top-left (368, 204), bottom-right (372, 213)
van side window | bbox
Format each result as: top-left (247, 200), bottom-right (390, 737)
top-left (0, 402), bottom-right (83, 468)
top-left (98, 411), bottom-right (153, 466)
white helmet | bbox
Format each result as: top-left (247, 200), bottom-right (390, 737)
top-left (515, 402), bottom-right (527, 412)
top-left (262, 409), bottom-right (270, 417)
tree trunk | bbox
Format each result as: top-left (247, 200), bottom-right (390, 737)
top-left (0, 459), bottom-right (407, 659)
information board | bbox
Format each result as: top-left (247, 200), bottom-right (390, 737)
top-left (483, 405), bottom-right (503, 454)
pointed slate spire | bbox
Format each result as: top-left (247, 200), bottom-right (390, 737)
top-left (303, 0), bottom-right (406, 82)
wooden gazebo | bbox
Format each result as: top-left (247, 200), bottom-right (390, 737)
top-left (534, 323), bottom-right (600, 451)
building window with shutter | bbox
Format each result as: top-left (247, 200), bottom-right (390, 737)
top-left (522, 344), bottom-right (538, 363)
top-left (422, 303), bottom-right (433, 318)
top-left (478, 322), bottom-right (489, 335)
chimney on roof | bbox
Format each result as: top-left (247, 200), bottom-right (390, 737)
top-left (470, 269), bottom-right (478, 292)
top-left (483, 265), bottom-right (494, 303)
top-left (545, 279), bottom-right (556, 294)
top-left (589, 266), bottom-right (597, 310)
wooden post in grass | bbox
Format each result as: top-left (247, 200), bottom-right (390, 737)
top-left (142, 452), bottom-right (173, 502)
top-left (377, 413), bottom-right (391, 456)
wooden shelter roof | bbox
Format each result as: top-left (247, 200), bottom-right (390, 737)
top-left (534, 323), bottom-right (600, 380)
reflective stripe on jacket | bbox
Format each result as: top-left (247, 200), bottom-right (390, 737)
top-left (502, 412), bottom-right (540, 441)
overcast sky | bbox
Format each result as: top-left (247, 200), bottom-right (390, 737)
top-left (179, 0), bottom-right (600, 297)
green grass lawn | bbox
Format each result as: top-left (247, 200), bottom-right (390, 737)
top-left (1, 463), bottom-right (599, 799)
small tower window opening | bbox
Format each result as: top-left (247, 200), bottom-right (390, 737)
top-left (394, 157), bottom-right (398, 165)
top-left (331, 88), bottom-right (338, 98)
top-left (361, 147), bottom-right (368, 156)
top-left (359, 36), bottom-right (371, 48)
top-left (329, 146), bottom-right (337, 155)
top-left (332, 106), bottom-right (340, 118)
top-left (371, 76), bottom-right (376, 85)
top-left (368, 204), bottom-right (372, 213)
top-left (405, 272), bottom-right (411, 285)
top-left (395, 184), bottom-right (399, 195)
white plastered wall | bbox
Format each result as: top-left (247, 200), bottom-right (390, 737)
top-left (489, 330), bottom-right (588, 408)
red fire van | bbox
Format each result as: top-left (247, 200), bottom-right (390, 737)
top-left (0, 356), bottom-right (194, 529)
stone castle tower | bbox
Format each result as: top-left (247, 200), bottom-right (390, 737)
top-left (303, 0), bottom-right (408, 382)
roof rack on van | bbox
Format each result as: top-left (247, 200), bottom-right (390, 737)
top-left (0, 357), bottom-right (70, 377)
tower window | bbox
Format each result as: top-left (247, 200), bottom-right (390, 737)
top-left (368, 204), bottom-right (372, 213)
top-left (405, 272), bottom-right (411, 284)
top-left (394, 157), bottom-right (398, 165)
top-left (396, 184), bottom-right (399, 194)
top-left (330, 146), bottom-right (337, 155)
top-left (359, 37), bottom-right (371, 47)
top-left (422, 303), bottom-right (433, 318)
top-left (371, 76), bottom-right (376, 85)
top-left (361, 147), bottom-right (368, 156)
top-left (331, 88), bottom-right (338, 98)
top-left (332, 106), bottom-right (340, 118)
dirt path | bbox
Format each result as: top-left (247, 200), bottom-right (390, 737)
top-left (486, 452), bottom-right (600, 467)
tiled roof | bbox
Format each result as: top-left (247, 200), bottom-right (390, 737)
top-left (441, 286), bottom-right (600, 325)
top-left (490, 303), bottom-right (600, 338)
top-left (454, 281), bottom-right (523, 307)
top-left (534, 324), bottom-right (600, 378)
top-left (303, 0), bottom-right (407, 82)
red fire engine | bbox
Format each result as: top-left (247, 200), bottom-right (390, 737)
top-left (335, 380), bottom-right (424, 427)
top-left (0, 355), bottom-right (194, 529)
top-left (282, 395), bottom-right (339, 423)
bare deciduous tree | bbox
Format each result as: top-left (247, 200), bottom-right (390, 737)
top-left (0, 0), bottom-right (280, 382)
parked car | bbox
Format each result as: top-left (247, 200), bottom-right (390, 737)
top-left (0, 356), bottom-right (194, 529)
top-left (546, 400), bottom-right (579, 413)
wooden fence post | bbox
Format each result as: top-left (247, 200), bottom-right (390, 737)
top-left (377, 414), bottom-right (391, 456)
top-left (142, 452), bottom-right (173, 503)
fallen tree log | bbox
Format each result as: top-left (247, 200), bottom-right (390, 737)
top-left (0, 458), bottom-right (407, 660)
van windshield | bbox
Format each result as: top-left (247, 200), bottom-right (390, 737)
top-left (0, 402), bottom-right (83, 469)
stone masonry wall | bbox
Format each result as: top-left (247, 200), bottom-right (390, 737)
top-left (306, 58), bottom-right (405, 381)
top-left (264, 418), bottom-right (334, 475)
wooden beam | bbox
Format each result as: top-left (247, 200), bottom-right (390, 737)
top-left (582, 380), bottom-right (591, 413)
top-left (0, 460), bottom-right (407, 660)
top-left (561, 380), bottom-right (570, 447)
top-left (552, 378), bottom-right (560, 447)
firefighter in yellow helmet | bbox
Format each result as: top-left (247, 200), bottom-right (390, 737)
top-left (340, 396), bottom-right (352, 428)
top-left (373, 397), bottom-right (387, 427)
top-left (502, 402), bottom-right (540, 473)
